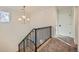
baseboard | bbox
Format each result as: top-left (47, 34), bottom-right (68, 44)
top-left (55, 37), bottom-right (73, 47)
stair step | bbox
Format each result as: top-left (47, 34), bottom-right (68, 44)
top-left (37, 37), bottom-right (77, 52)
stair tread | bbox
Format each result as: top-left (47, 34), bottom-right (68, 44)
top-left (37, 38), bottom-right (77, 52)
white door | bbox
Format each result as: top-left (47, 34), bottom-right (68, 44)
top-left (56, 7), bottom-right (74, 37)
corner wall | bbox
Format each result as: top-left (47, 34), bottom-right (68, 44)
top-left (30, 7), bottom-right (57, 36)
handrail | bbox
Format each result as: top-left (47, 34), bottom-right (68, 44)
top-left (18, 26), bottom-right (52, 52)
top-left (19, 29), bottom-right (34, 46)
top-left (35, 26), bottom-right (51, 30)
top-left (37, 37), bottom-right (51, 48)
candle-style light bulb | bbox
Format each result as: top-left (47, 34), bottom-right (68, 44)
top-left (27, 18), bottom-right (30, 21)
top-left (18, 18), bottom-right (22, 21)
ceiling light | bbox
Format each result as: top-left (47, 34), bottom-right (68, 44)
top-left (22, 15), bottom-right (26, 19)
top-left (18, 18), bottom-right (22, 21)
top-left (27, 18), bottom-right (30, 21)
top-left (18, 6), bottom-right (30, 24)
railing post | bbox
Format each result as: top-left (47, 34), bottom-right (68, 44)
top-left (23, 40), bottom-right (25, 52)
top-left (35, 29), bottom-right (37, 52)
top-left (50, 26), bottom-right (52, 38)
top-left (18, 44), bottom-right (20, 52)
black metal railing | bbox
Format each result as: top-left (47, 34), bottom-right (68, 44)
top-left (18, 26), bottom-right (52, 52)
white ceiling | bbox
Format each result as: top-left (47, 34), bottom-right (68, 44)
top-left (0, 6), bottom-right (52, 15)
top-left (57, 6), bottom-right (73, 12)
top-left (0, 6), bottom-right (73, 16)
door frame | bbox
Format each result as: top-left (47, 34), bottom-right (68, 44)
top-left (55, 6), bottom-right (77, 44)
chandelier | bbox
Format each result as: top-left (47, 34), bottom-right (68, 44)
top-left (18, 6), bottom-right (30, 23)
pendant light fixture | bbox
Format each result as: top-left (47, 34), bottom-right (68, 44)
top-left (18, 6), bottom-right (30, 23)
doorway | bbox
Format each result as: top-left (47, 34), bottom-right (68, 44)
top-left (56, 7), bottom-right (75, 45)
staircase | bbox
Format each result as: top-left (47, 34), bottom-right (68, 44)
top-left (37, 38), bottom-right (77, 52)
top-left (18, 26), bottom-right (52, 52)
top-left (18, 26), bottom-right (77, 52)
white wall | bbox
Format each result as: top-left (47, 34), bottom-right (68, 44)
top-left (0, 7), bottom-right (57, 52)
top-left (77, 7), bottom-right (79, 51)
top-left (0, 9), bottom-right (31, 52)
top-left (73, 7), bottom-right (78, 45)
top-left (72, 7), bottom-right (78, 51)
top-left (30, 7), bottom-right (57, 36)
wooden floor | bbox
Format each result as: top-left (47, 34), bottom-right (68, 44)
top-left (20, 37), bottom-right (77, 52)
top-left (57, 36), bottom-right (75, 46)
top-left (37, 38), bottom-right (77, 52)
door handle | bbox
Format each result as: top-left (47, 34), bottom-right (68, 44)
top-left (59, 25), bottom-right (61, 27)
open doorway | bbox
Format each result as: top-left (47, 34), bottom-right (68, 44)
top-left (56, 6), bottom-right (75, 46)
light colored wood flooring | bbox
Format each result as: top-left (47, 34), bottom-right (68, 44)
top-left (37, 38), bottom-right (77, 52)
